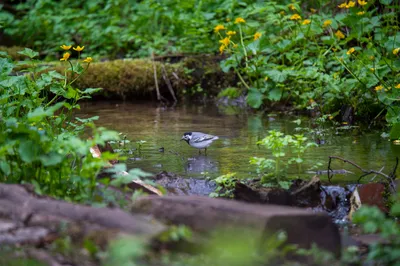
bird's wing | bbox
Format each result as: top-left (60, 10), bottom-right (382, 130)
top-left (191, 133), bottom-right (218, 143)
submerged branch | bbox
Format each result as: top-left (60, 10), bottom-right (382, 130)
top-left (327, 156), bottom-right (398, 193)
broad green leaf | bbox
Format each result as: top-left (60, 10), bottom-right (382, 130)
top-left (18, 140), bottom-right (40, 163)
top-left (39, 152), bottom-right (64, 166)
top-left (380, 0), bottom-right (392, 4)
top-left (17, 48), bottom-right (39, 59)
top-left (268, 87), bottom-right (282, 101)
top-left (265, 69), bottom-right (287, 83)
top-left (0, 58), bottom-right (14, 75)
top-left (0, 161), bottom-right (11, 175)
top-left (246, 88), bottom-right (264, 108)
top-left (81, 88), bottom-right (102, 94)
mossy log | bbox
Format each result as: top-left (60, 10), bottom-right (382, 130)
top-left (2, 45), bottom-right (238, 100)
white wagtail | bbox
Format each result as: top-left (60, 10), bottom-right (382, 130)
top-left (181, 132), bottom-right (219, 154)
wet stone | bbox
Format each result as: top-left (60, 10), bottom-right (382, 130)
top-left (153, 171), bottom-right (216, 196)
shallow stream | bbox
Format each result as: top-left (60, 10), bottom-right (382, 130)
top-left (78, 101), bottom-right (400, 184)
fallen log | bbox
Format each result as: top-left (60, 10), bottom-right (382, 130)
top-left (0, 184), bottom-right (165, 240)
top-left (131, 195), bottom-right (341, 257)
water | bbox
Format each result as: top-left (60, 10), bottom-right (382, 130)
top-left (77, 101), bottom-right (400, 183)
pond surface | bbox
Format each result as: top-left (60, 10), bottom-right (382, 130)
top-left (78, 101), bottom-right (400, 183)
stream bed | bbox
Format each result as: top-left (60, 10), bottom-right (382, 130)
top-left (78, 101), bottom-right (400, 184)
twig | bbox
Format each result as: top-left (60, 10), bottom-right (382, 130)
top-left (327, 156), bottom-right (333, 183)
top-left (161, 65), bottom-right (178, 104)
top-left (328, 156), bottom-right (397, 193)
top-left (151, 51), bottom-right (161, 101)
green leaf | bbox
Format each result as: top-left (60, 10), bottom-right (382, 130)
top-left (28, 102), bottom-right (65, 122)
top-left (18, 140), bottom-right (40, 163)
top-left (265, 69), bottom-right (287, 83)
top-left (81, 88), bottom-right (102, 94)
top-left (390, 123), bottom-right (400, 140)
top-left (48, 70), bottom-right (65, 79)
top-left (0, 161), bottom-right (11, 175)
top-left (380, 0), bottom-right (392, 4)
top-left (128, 168), bottom-right (153, 179)
top-left (246, 88), bottom-right (264, 108)
top-left (0, 58), bottom-right (14, 75)
top-left (17, 48), bottom-right (39, 59)
top-left (390, 202), bottom-right (400, 217)
top-left (268, 87), bottom-right (282, 101)
top-left (39, 152), bottom-right (64, 166)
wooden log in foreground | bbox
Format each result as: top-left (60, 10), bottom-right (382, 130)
top-left (132, 195), bottom-right (341, 256)
top-left (0, 184), bottom-right (165, 239)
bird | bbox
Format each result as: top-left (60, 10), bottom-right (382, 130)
top-left (181, 132), bottom-right (219, 155)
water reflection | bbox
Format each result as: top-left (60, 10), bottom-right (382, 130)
top-left (185, 155), bottom-right (219, 174)
top-left (77, 101), bottom-right (400, 183)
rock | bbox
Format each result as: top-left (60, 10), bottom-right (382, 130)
top-left (289, 176), bottom-right (321, 207)
top-left (234, 182), bottom-right (291, 205)
top-left (351, 183), bottom-right (389, 214)
top-left (132, 195), bottom-right (341, 256)
top-left (154, 171), bottom-right (216, 196)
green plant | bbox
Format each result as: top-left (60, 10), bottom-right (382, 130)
top-left (209, 172), bottom-right (236, 198)
top-left (352, 194), bottom-right (400, 265)
top-left (250, 130), bottom-right (317, 189)
top-left (0, 47), bottom-right (121, 202)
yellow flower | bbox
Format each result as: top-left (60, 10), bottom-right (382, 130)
top-left (288, 4), bottom-right (296, 10)
top-left (73, 46), bottom-right (84, 52)
top-left (370, 68), bottom-right (375, 72)
top-left (357, 11), bottom-right (365, 15)
top-left (290, 14), bottom-right (301, 20)
top-left (60, 44), bottom-right (71, 50)
top-left (395, 84), bottom-right (400, 89)
top-left (264, 76), bottom-right (269, 81)
top-left (83, 57), bottom-right (93, 63)
top-left (214, 24), bottom-right (226, 32)
top-left (60, 52), bottom-right (70, 61)
top-left (335, 30), bottom-right (345, 39)
top-left (302, 19), bottom-right (311, 25)
top-left (346, 1), bottom-right (356, 8)
top-left (310, 8), bottom-right (317, 13)
top-left (346, 47), bottom-right (355, 55)
top-left (323, 20), bottom-right (332, 27)
top-left (235, 17), bottom-right (246, 24)
top-left (374, 85), bottom-right (383, 91)
top-left (393, 48), bottom-right (400, 55)
top-left (338, 2), bottom-right (347, 8)
top-left (253, 32), bottom-right (262, 41)
top-left (342, 122), bottom-right (348, 125)
top-left (358, 0), bottom-right (367, 6)
top-left (227, 31), bottom-right (236, 36)
top-left (219, 37), bottom-right (230, 47)
top-left (328, 116), bottom-right (333, 120)
top-left (219, 45), bottom-right (225, 54)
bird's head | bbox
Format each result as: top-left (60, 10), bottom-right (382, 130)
top-left (181, 132), bottom-right (192, 143)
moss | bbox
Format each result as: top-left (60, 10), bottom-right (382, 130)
top-left (11, 54), bottom-right (238, 100)
top-left (0, 46), bottom-right (27, 61)
top-left (53, 59), bottom-right (190, 100)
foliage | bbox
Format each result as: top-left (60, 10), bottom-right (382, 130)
top-left (2, 1), bottom-right (399, 129)
top-left (212, 0), bottom-right (400, 128)
top-left (250, 130), bottom-right (317, 188)
top-left (0, 47), bottom-right (142, 202)
top-left (352, 193), bottom-right (400, 265)
top-left (209, 172), bottom-right (237, 198)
